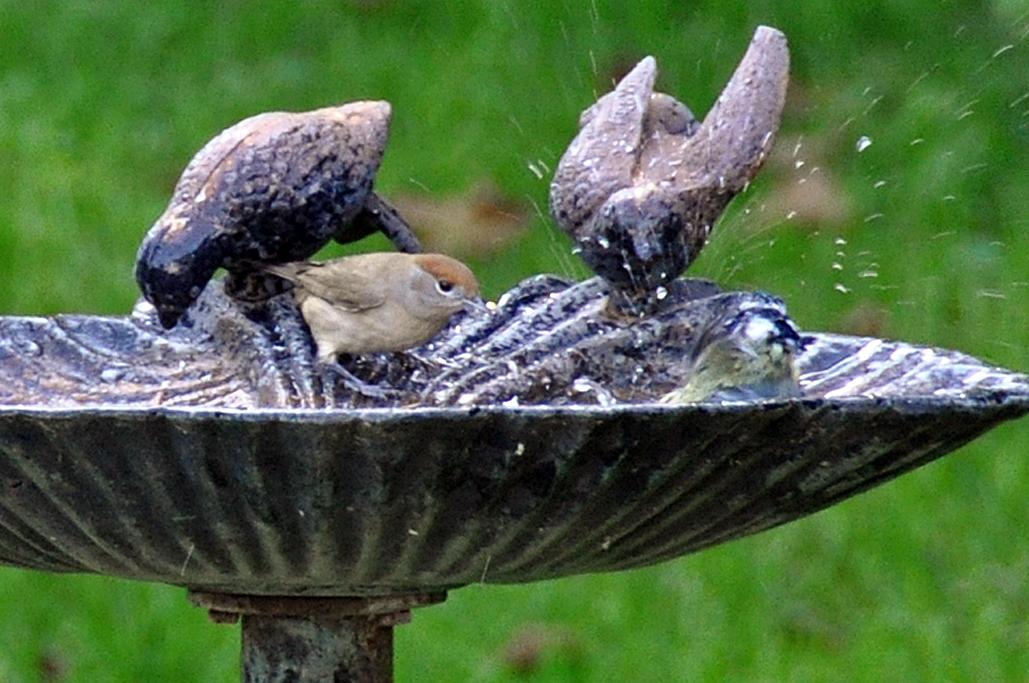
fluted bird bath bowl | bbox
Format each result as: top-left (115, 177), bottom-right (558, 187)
top-left (2, 27), bottom-right (1028, 681)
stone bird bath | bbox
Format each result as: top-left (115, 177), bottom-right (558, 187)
top-left (1, 26), bottom-right (1027, 681)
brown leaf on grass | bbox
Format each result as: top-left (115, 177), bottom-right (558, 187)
top-left (390, 183), bottom-right (532, 259)
top-left (759, 138), bottom-right (854, 229)
top-left (839, 302), bottom-right (891, 337)
top-left (501, 623), bottom-right (583, 676)
top-left (37, 650), bottom-right (69, 682)
top-left (782, 602), bottom-right (850, 651)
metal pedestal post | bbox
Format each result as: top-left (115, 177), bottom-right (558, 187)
top-left (189, 591), bottom-right (447, 682)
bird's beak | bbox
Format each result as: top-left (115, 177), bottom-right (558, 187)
top-left (770, 319), bottom-right (811, 353)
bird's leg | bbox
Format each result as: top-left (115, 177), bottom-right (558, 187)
top-left (323, 359), bottom-right (402, 401)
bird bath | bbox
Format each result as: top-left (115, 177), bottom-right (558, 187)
top-left (1, 27), bottom-right (1027, 681)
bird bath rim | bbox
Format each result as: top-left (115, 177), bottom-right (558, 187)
top-left (1, 381), bottom-right (1025, 598)
top-left (1, 393), bottom-right (1026, 420)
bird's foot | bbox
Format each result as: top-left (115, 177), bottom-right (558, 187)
top-left (325, 363), bottom-right (402, 402)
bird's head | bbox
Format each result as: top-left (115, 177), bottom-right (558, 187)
top-left (404, 253), bottom-right (482, 321)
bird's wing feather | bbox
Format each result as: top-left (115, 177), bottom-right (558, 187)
top-left (173, 112), bottom-right (291, 203)
top-left (266, 261), bottom-right (385, 312)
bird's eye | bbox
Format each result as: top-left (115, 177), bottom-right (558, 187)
top-left (436, 279), bottom-right (455, 294)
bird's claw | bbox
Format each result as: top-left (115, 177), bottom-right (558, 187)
top-left (325, 363), bottom-right (402, 401)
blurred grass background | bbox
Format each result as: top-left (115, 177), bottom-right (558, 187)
top-left (0, 1), bottom-right (1027, 680)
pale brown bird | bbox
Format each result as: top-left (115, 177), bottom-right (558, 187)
top-left (264, 252), bottom-right (481, 364)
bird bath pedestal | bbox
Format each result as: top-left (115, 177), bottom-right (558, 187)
top-left (189, 592), bottom-right (445, 681)
top-left (1, 26), bottom-right (1027, 683)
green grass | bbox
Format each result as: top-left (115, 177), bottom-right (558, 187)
top-left (0, 1), bottom-right (1026, 681)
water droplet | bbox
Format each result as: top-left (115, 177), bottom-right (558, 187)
top-left (873, 180), bottom-right (887, 189)
top-left (856, 135), bottom-right (873, 152)
top-left (100, 368), bottom-right (126, 382)
top-left (834, 283), bottom-right (850, 294)
top-left (132, 300), bottom-right (156, 318)
top-left (834, 237), bottom-right (848, 246)
top-left (572, 377), bottom-right (593, 393)
top-left (655, 286), bottom-right (668, 300)
top-left (832, 262), bottom-right (844, 271)
top-left (597, 236), bottom-right (610, 249)
top-left (16, 340), bottom-right (42, 356)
